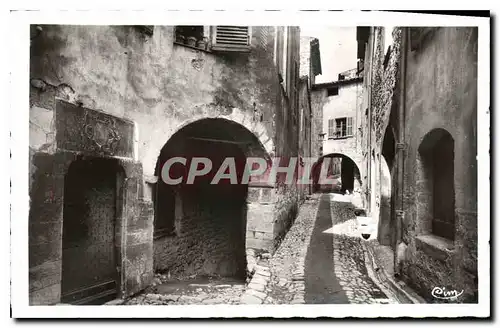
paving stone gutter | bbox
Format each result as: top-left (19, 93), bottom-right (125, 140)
top-left (239, 249), bottom-right (273, 304)
top-left (361, 242), bottom-right (426, 304)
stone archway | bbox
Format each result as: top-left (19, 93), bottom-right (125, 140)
top-left (312, 153), bottom-right (362, 196)
top-left (152, 118), bottom-right (272, 281)
top-left (144, 108), bottom-right (275, 177)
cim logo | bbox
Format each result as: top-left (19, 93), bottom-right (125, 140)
top-left (431, 287), bottom-right (464, 300)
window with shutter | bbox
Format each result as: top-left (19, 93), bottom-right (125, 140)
top-left (330, 117), bottom-right (354, 139)
top-left (347, 117), bottom-right (353, 136)
top-left (211, 26), bottom-right (251, 52)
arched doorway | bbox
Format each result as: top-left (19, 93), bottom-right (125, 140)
top-left (153, 118), bottom-right (270, 281)
top-left (61, 157), bottom-right (124, 304)
top-left (312, 153), bottom-right (361, 195)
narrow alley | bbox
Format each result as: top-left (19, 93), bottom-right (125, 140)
top-left (121, 193), bottom-right (398, 305)
top-left (25, 23), bottom-right (479, 311)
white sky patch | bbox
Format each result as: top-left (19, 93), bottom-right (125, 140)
top-left (300, 26), bottom-right (358, 83)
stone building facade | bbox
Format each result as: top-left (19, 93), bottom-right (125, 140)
top-left (28, 25), bottom-right (318, 304)
top-left (358, 26), bottom-right (478, 303)
top-left (310, 69), bottom-right (364, 195)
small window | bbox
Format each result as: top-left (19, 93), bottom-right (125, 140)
top-left (174, 26), bottom-right (251, 53)
top-left (327, 86), bottom-right (339, 97)
top-left (338, 74), bottom-right (345, 81)
top-left (336, 118), bottom-right (347, 137)
top-left (175, 26), bottom-right (205, 46)
top-left (153, 181), bottom-right (176, 238)
top-left (330, 117), bottom-right (354, 139)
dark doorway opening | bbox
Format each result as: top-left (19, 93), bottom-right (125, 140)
top-left (312, 154), bottom-right (361, 195)
top-left (153, 118), bottom-right (268, 281)
top-left (61, 157), bottom-right (122, 305)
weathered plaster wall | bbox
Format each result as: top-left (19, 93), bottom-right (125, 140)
top-left (298, 79), bottom-right (312, 200)
top-left (363, 27), bottom-right (478, 302)
top-left (29, 25), bottom-right (307, 302)
top-left (270, 26), bottom-right (302, 253)
top-left (30, 25), bottom-right (278, 181)
top-left (311, 90), bottom-right (325, 158)
top-left (320, 81), bottom-right (364, 173)
top-left (299, 37), bottom-right (314, 80)
top-left (400, 27), bottom-right (478, 303)
top-left (362, 27), bottom-right (402, 243)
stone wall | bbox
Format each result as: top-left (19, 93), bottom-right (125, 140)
top-left (361, 27), bottom-right (402, 242)
top-left (28, 142), bottom-right (152, 304)
top-left (298, 78), bottom-right (313, 201)
top-left (400, 27), bottom-right (478, 303)
top-left (30, 25), bottom-right (279, 180)
top-left (153, 183), bottom-right (248, 279)
top-left (318, 81), bottom-right (364, 175)
top-left (29, 25), bottom-right (307, 302)
top-left (299, 37), bottom-right (314, 83)
top-left (310, 90), bottom-right (326, 158)
top-left (363, 27), bottom-right (478, 303)
top-left (270, 27), bottom-right (302, 254)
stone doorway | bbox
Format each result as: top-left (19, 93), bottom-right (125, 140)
top-left (61, 157), bottom-right (123, 304)
top-left (153, 118), bottom-right (271, 282)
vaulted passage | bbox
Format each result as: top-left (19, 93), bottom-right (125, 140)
top-left (61, 158), bottom-right (123, 304)
top-left (153, 118), bottom-right (269, 281)
top-left (312, 154), bottom-right (361, 195)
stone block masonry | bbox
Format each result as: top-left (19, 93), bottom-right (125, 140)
top-left (29, 25), bottom-right (312, 304)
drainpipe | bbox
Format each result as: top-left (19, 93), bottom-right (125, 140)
top-left (395, 27), bottom-right (407, 275)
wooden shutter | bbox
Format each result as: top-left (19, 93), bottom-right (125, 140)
top-left (212, 26), bottom-right (251, 52)
top-left (347, 117), bottom-right (353, 136)
top-left (328, 119), bottom-right (335, 138)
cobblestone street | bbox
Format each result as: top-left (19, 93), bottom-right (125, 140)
top-left (122, 276), bottom-right (245, 305)
top-left (262, 193), bottom-right (394, 304)
top-left (121, 193), bottom-right (396, 305)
